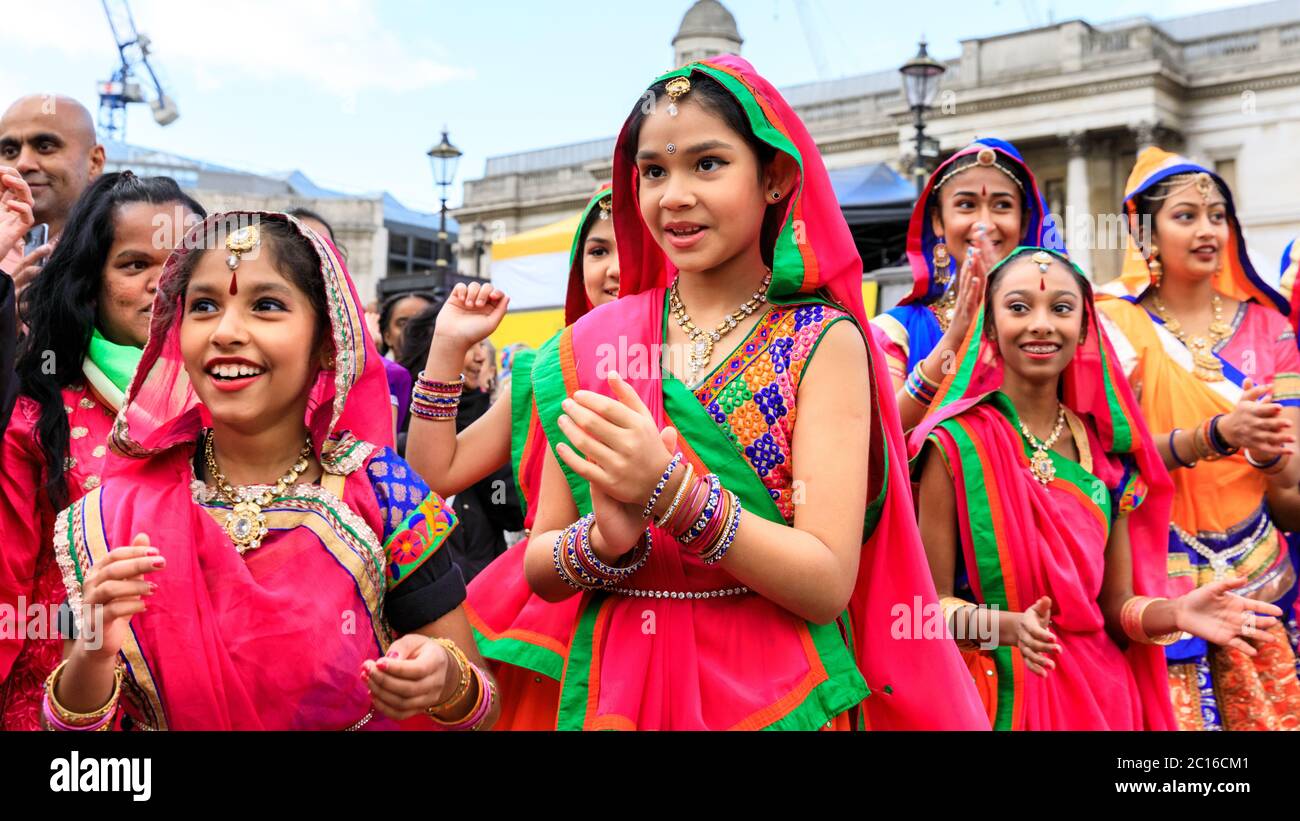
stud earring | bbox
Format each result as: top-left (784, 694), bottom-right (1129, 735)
top-left (771, 191), bottom-right (781, 201)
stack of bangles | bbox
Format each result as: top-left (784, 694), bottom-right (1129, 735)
top-left (553, 512), bottom-right (653, 590)
top-left (939, 596), bottom-right (980, 650)
top-left (1120, 595), bottom-right (1182, 645)
top-left (410, 371), bottom-right (463, 421)
top-left (42, 660), bottom-right (123, 731)
top-left (426, 637), bottom-right (496, 731)
top-left (905, 361), bottom-right (941, 406)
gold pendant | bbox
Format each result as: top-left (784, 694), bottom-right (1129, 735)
top-left (224, 500), bottom-right (268, 553)
top-left (1029, 449), bottom-right (1056, 485)
top-left (1191, 351), bottom-right (1224, 382)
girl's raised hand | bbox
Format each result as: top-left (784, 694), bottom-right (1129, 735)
top-left (79, 533), bottom-right (162, 663)
top-left (1016, 595), bottom-right (1060, 677)
top-left (554, 371), bottom-right (676, 506)
top-left (433, 282), bottom-right (510, 349)
top-left (1175, 575), bottom-right (1283, 656)
top-left (0, 167), bottom-right (34, 259)
top-left (362, 633), bottom-right (453, 721)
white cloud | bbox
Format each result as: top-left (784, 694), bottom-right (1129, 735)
top-left (8, 0), bottom-right (473, 97)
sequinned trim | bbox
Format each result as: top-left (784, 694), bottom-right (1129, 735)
top-left (606, 586), bottom-right (750, 599)
top-left (321, 433), bottom-right (373, 475)
top-left (52, 501), bottom-right (86, 636)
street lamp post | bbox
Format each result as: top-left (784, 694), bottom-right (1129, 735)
top-left (899, 39), bottom-right (946, 197)
top-left (426, 127), bottom-right (463, 291)
top-left (472, 221), bottom-right (487, 278)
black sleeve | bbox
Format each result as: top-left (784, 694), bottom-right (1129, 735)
top-left (0, 272), bottom-right (17, 435)
top-left (384, 543), bottom-right (467, 635)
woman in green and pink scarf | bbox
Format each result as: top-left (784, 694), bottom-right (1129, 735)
top-left (496, 56), bottom-right (987, 729)
top-left (911, 247), bottom-right (1285, 730)
top-left (0, 172), bottom-right (204, 729)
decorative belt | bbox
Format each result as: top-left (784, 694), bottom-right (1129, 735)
top-left (1171, 513), bottom-right (1272, 580)
top-left (606, 586), bottom-right (751, 600)
top-left (344, 710), bottom-right (374, 731)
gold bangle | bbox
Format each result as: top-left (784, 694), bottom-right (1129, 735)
top-left (427, 638), bottom-right (472, 715)
top-left (45, 659), bottom-right (123, 726)
top-left (940, 596), bottom-right (979, 649)
top-left (654, 462), bottom-right (695, 529)
top-left (428, 664), bottom-right (487, 726)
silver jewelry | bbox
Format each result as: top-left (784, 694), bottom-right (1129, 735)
top-left (666, 143), bottom-right (676, 155)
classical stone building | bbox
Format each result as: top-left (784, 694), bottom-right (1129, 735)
top-left (103, 142), bottom-right (455, 305)
top-left (456, 0), bottom-right (1300, 293)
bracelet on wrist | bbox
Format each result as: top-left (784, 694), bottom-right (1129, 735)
top-left (641, 453), bottom-right (682, 519)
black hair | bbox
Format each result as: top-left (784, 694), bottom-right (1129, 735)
top-left (377, 290), bottom-right (436, 356)
top-left (159, 214), bottom-right (331, 359)
top-left (16, 171), bottom-right (206, 509)
top-left (620, 71), bottom-right (785, 268)
top-left (395, 298), bottom-right (446, 380)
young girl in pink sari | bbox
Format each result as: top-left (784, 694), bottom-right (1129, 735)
top-left (912, 247), bottom-right (1285, 730)
top-left (504, 56), bottom-right (986, 730)
top-left (45, 212), bottom-right (497, 730)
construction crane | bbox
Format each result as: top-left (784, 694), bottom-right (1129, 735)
top-left (96, 0), bottom-right (178, 142)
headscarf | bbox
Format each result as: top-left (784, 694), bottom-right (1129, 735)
top-left (900, 137), bottom-right (1063, 306)
top-left (564, 184), bottom-right (613, 326)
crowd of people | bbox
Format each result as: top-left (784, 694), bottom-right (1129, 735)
top-left (0, 53), bottom-right (1296, 731)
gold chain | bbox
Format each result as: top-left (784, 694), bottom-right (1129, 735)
top-left (669, 270), bottom-right (772, 386)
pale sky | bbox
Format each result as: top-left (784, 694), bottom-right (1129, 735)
top-left (0, 0), bottom-right (1250, 213)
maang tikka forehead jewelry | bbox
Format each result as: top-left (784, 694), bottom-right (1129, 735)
top-left (224, 224), bottom-right (261, 296)
top-left (597, 196), bottom-right (612, 221)
top-left (664, 75), bottom-right (691, 117)
top-left (1032, 250), bottom-right (1053, 290)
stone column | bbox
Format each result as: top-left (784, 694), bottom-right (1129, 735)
top-left (1064, 132), bottom-right (1094, 278)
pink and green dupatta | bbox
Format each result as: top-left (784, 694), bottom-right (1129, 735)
top-left (911, 247), bottom-right (1177, 730)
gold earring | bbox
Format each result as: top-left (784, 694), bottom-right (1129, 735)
top-left (932, 241), bottom-right (950, 274)
top-left (1148, 243), bottom-right (1162, 288)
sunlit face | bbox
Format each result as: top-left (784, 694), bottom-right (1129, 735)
top-left (98, 202), bottom-right (198, 348)
top-left (383, 295), bottom-right (429, 353)
top-left (634, 97), bottom-right (774, 274)
top-left (930, 165), bottom-right (1025, 266)
top-left (581, 211), bottom-right (620, 307)
top-left (1149, 183), bottom-right (1230, 284)
top-left (180, 247), bottom-right (323, 432)
top-left (0, 97), bottom-right (104, 227)
top-left (988, 257), bottom-right (1085, 383)
top-left (463, 340), bottom-right (488, 388)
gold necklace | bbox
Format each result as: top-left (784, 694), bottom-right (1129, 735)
top-left (1148, 292), bottom-right (1231, 382)
top-left (204, 429), bottom-right (314, 553)
top-left (669, 270), bottom-right (772, 387)
top-left (929, 271), bottom-right (957, 333)
top-left (1017, 405), bottom-right (1067, 486)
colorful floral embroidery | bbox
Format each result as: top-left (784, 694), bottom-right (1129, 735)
top-left (693, 302), bottom-right (850, 522)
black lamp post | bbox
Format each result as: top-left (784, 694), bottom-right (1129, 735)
top-left (426, 127), bottom-right (463, 289)
top-left (899, 39), bottom-right (946, 197)
top-left (472, 221), bottom-right (487, 278)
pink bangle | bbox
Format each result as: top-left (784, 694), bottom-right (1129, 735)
top-left (43, 694), bottom-right (113, 732)
top-left (436, 665), bottom-right (494, 731)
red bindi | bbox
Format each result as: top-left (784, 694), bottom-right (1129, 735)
top-left (1039, 276), bottom-right (1046, 291)
top-left (981, 184), bottom-right (987, 197)
top-left (229, 272), bottom-right (238, 295)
